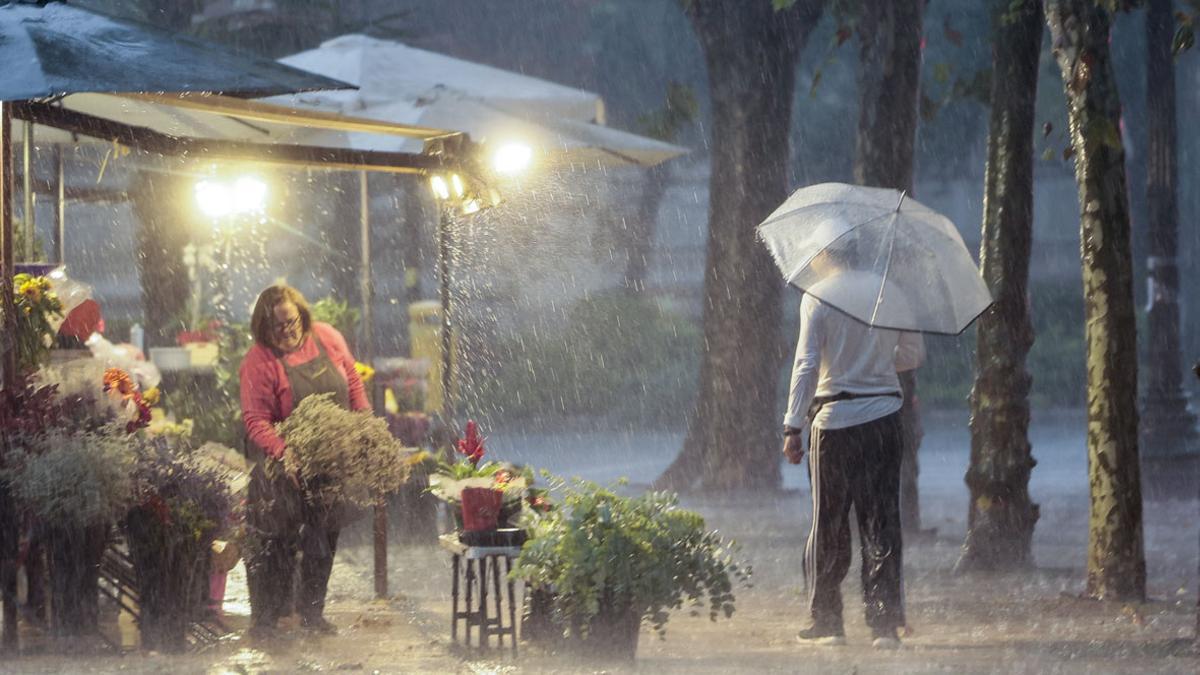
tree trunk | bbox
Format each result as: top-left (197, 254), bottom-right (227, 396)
top-left (1045, 0), bottom-right (1145, 602)
top-left (131, 170), bottom-right (192, 348)
top-left (656, 0), bottom-right (823, 492)
top-left (854, 0), bottom-right (926, 531)
top-left (1140, 0), bottom-right (1197, 480)
top-left (958, 0), bottom-right (1043, 573)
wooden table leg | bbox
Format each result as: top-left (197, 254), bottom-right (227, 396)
top-left (491, 556), bottom-right (504, 649)
top-left (505, 556), bottom-right (518, 656)
top-left (450, 553), bottom-right (460, 643)
top-left (464, 559), bottom-right (475, 647)
top-left (478, 556), bottom-right (489, 649)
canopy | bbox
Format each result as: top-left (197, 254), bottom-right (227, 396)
top-left (0, 0), bottom-right (351, 100)
top-left (279, 33), bottom-right (603, 122)
top-left (271, 35), bottom-right (688, 169)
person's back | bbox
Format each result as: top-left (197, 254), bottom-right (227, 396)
top-left (788, 294), bottom-right (922, 431)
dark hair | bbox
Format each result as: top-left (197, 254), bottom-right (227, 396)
top-left (250, 285), bottom-right (312, 348)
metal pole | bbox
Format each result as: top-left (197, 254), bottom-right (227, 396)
top-left (1, 100), bottom-right (20, 653)
top-left (361, 171), bottom-right (388, 600)
top-left (53, 146), bottom-right (64, 264)
top-left (437, 208), bottom-right (453, 423)
top-left (20, 120), bottom-right (32, 262)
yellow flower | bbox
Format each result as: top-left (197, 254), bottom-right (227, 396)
top-left (355, 361), bottom-right (375, 384)
top-left (141, 387), bottom-right (160, 407)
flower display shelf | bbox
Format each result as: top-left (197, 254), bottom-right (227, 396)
top-left (439, 533), bottom-right (521, 654)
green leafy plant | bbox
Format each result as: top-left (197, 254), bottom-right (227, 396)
top-left (310, 296), bottom-right (360, 340)
top-left (511, 475), bottom-right (749, 640)
top-left (162, 321), bottom-right (252, 447)
top-left (276, 393), bottom-right (416, 508)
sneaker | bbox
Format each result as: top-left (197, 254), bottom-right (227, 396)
top-left (871, 626), bottom-right (901, 650)
top-left (796, 623), bottom-right (846, 646)
top-left (300, 616), bottom-right (338, 635)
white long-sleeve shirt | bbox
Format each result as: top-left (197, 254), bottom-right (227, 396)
top-left (784, 294), bottom-right (925, 431)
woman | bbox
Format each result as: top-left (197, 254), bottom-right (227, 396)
top-left (239, 284), bottom-right (368, 638)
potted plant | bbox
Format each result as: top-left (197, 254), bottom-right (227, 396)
top-left (2, 427), bottom-right (133, 637)
top-left (510, 475), bottom-right (749, 661)
top-left (427, 420), bottom-right (529, 533)
top-left (124, 436), bottom-right (232, 652)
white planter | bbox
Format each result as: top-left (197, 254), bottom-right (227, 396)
top-left (148, 347), bottom-right (192, 372)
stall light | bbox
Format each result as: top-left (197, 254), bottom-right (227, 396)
top-left (195, 179), bottom-right (234, 218)
top-left (450, 174), bottom-right (465, 199)
top-left (430, 175), bottom-right (451, 200)
top-left (462, 199), bottom-right (482, 215)
top-left (493, 142), bottom-right (532, 175)
top-left (232, 176), bottom-right (268, 213)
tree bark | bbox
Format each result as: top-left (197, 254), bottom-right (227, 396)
top-left (131, 170), bottom-right (192, 348)
top-left (958, 0), bottom-right (1043, 573)
top-left (656, 0), bottom-right (823, 492)
top-left (1140, 0), bottom-right (1197, 471)
top-left (1045, 0), bottom-right (1145, 602)
top-left (854, 0), bottom-right (926, 532)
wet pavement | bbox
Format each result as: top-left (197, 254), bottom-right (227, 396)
top-left (3, 408), bottom-right (1200, 673)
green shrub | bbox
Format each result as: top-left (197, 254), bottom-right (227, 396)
top-left (511, 475), bottom-right (748, 638)
top-left (916, 280), bottom-right (1087, 409)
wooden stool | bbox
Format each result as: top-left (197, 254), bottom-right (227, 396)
top-left (439, 534), bottom-right (520, 653)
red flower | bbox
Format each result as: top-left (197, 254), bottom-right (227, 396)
top-left (493, 469), bottom-right (512, 487)
top-left (456, 419), bottom-right (486, 466)
top-left (527, 494), bottom-right (551, 513)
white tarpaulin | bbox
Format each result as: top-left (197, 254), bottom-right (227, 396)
top-left (271, 34), bottom-right (687, 168)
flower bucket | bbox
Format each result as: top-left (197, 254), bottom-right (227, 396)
top-left (460, 487), bottom-right (503, 531)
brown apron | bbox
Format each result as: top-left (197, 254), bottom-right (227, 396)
top-left (246, 335), bottom-right (351, 537)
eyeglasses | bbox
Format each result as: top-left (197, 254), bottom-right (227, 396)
top-left (272, 316), bottom-right (301, 334)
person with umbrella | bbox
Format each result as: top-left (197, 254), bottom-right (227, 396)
top-left (760, 183), bottom-right (992, 649)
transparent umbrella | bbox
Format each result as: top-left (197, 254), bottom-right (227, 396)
top-left (757, 182), bottom-right (992, 335)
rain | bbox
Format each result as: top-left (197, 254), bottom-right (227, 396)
top-left (1, 0), bottom-right (1199, 673)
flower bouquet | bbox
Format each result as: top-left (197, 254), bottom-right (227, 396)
top-left (13, 272), bottom-right (64, 373)
top-left (124, 436), bottom-right (232, 651)
top-left (275, 393), bottom-right (419, 510)
top-left (427, 420), bottom-right (529, 532)
top-left (35, 362), bottom-right (152, 434)
top-left (2, 426), bottom-right (134, 636)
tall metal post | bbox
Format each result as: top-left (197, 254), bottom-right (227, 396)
top-left (361, 171), bottom-right (388, 599)
top-left (20, 120), bottom-right (32, 262)
top-left (53, 146), bottom-right (64, 264)
top-left (1, 100), bottom-right (20, 653)
top-left (437, 208), bottom-right (454, 423)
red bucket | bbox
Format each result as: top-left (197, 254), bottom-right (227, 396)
top-left (460, 487), bottom-right (504, 532)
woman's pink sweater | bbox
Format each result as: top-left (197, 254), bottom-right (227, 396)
top-left (239, 322), bottom-right (369, 458)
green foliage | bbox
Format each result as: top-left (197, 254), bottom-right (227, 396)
top-left (162, 322), bottom-right (252, 448)
top-left (511, 475), bottom-right (749, 637)
top-left (3, 426), bottom-right (135, 529)
top-left (310, 296), bottom-right (361, 342)
top-left (479, 293), bottom-right (701, 425)
top-left (636, 83), bottom-right (698, 143)
top-left (917, 281), bottom-right (1086, 409)
top-left (276, 393), bottom-right (414, 507)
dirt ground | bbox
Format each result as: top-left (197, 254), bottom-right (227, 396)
top-left (3, 485), bottom-right (1198, 674)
